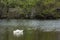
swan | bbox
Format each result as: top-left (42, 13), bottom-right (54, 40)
top-left (13, 29), bottom-right (23, 37)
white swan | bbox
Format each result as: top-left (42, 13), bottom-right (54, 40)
top-left (13, 29), bottom-right (23, 37)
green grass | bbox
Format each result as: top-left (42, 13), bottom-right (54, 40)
top-left (1, 26), bottom-right (56, 40)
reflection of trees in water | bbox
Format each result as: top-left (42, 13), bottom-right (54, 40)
top-left (0, 26), bottom-right (56, 40)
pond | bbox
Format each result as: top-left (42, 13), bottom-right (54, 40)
top-left (0, 19), bottom-right (59, 40)
top-left (0, 19), bottom-right (60, 31)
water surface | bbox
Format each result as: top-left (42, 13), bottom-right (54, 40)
top-left (0, 19), bottom-right (60, 31)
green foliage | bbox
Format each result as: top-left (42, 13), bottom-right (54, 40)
top-left (1, 0), bottom-right (39, 8)
top-left (0, 0), bottom-right (60, 19)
